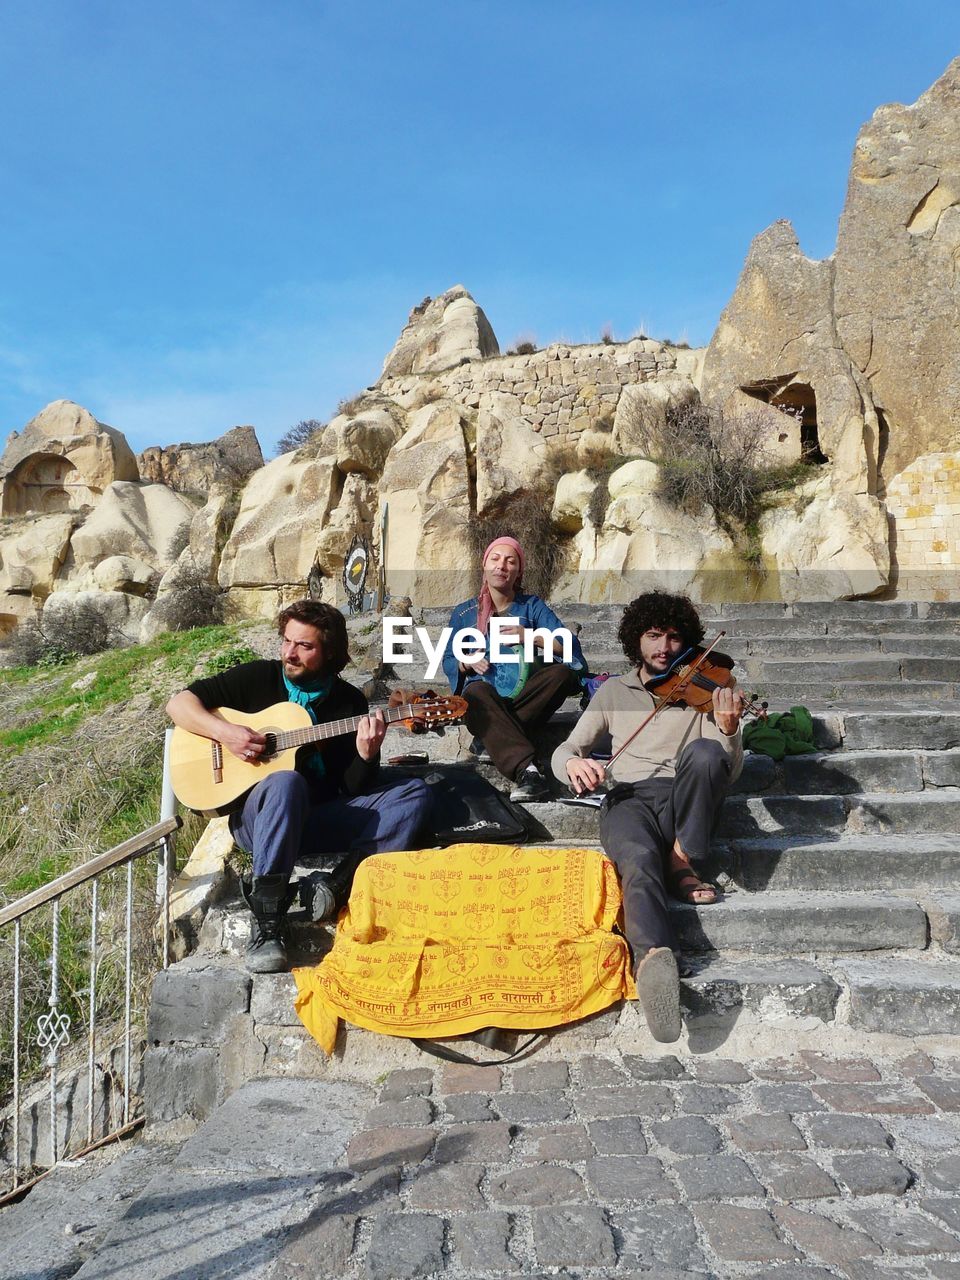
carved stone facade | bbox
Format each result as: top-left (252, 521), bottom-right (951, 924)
top-left (0, 400), bottom-right (139, 517)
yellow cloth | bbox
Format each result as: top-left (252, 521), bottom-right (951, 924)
top-left (293, 844), bottom-right (636, 1054)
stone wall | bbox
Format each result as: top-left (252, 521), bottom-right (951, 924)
top-left (382, 339), bottom-right (700, 440)
top-left (886, 452), bottom-right (960, 597)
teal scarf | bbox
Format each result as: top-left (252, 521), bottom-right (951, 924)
top-left (283, 671), bottom-right (333, 778)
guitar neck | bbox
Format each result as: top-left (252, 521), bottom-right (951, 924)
top-left (273, 702), bottom-right (417, 752)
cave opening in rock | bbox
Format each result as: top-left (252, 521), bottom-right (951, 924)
top-left (3, 453), bottom-right (87, 516)
top-left (741, 378), bottom-right (827, 464)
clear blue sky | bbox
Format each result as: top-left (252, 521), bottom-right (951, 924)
top-left (1, 2), bottom-right (957, 458)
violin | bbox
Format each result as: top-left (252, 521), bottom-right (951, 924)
top-left (646, 642), bottom-right (766, 720)
top-left (603, 631), bottom-right (766, 777)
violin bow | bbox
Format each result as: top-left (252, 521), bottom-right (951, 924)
top-left (602, 630), bottom-right (730, 778)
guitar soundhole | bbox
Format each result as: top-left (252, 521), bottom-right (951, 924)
top-left (262, 733), bottom-right (278, 761)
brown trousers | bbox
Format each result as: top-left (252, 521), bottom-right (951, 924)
top-left (463, 664), bottom-right (582, 780)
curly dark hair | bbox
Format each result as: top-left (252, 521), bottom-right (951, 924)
top-left (617, 591), bottom-right (705, 666)
top-left (277, 599), bottom-right (350, 675)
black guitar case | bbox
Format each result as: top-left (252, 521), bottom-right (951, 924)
top-left (421, 767), bottom-right (529, 846)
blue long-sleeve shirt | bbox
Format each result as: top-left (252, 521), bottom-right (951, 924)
top-left (441, 592), bottom-right (587, 696)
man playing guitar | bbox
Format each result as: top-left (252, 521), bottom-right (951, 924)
top-left (166, 600), bottom-right (432, 973)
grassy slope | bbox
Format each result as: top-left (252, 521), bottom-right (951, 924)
top-left (0, 624), bottom-right (268, 1103)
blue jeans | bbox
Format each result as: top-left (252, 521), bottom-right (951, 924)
top-left (229, 772), bottom-right (433, 877)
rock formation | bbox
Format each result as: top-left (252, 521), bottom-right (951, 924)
top-left (217, 453), bottom-right (342, 617)
top-left (137, 425), bottom-right (263, 494)
top-left (700, 221), bottom-right (876, 490)
top-left (698, 58), bottom-right (960, 596)
top-left (834, 58), bottom-right (960, 478)
top-left (1, 400), bottom-right (139, 516)
top-left (3, 61), bottom-right (960, 638)
top-left (379, 286), bottom-right (499, 380)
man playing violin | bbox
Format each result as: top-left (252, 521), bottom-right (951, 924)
top-left (166, 600), bottom-right (432, 974)
top-left (551, 591), bottom-right (744, 1043)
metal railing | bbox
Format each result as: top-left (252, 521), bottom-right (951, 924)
top-left (0, 814), bottom-right (181, 1202)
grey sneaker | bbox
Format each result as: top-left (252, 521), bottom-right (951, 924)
top-left (468, 736), bottom-right (492, 763)
top-left (509, 765), bottom-right (550, 802)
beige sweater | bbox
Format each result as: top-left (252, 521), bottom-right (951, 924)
top-left (551, 668), bottom-right (743, 786)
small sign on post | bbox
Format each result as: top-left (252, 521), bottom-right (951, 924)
top-left (342, 535), bottom-right (370, 615)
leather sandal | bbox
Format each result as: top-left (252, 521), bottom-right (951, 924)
top-left (667, 861), bottom-right (719, 906)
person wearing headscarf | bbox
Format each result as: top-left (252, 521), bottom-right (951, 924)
top-left (441, 537), bottom-right (586, 800)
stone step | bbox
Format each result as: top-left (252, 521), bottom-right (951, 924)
top-left (727, 790), bottom-right (960, 837)
top-left (721, 834), bottom-right (960, 892)
top-left (577, 617), bottom-right (960, 640)
top-left (379, 709), bottom-right (853, 772)
top-left (519, 796), bottom-right (837, 843)
top-left (672, 890), bottom-right (928, 954)
top-left (821, 617), bottom-right (960, 638)
top-left (795, 600), bottom-right (960, 619)
top-left (374, 645), bottom-right (960, 688)
top-left (752, 656), bottom-right (960, 683)
top-left (521, 790), bottom-right (960, 842)
top-left (377, 669), bottom-right (960, 704)
top-left (780, 747), bottom-right (960, 794)
top-left (392, 706), bottom-right (960, 762)
top-left (205, 872), bottom-right (934, 965)
top-left (839, 955), bottom-right (960, 1035)
top-left (471, 747), bottom-right (958, 800)
top-left (839, 707), bottom-right (960, 749)
top-left (685, 951), bottom-right (960, 1035)
top-left (744, 635), bottom-right (960, 658)
top-left (393, 613), bottom-right (960, 644)
top-left (681, 956), bottom-right (842, 1022)
top-left (843, 790), bottom-right (960, 835)
top-left (724, 617), bottom-right (959, 639)
top-left (748, 679), bottom-right (959, 702)
top-left (202, 896), bottom-right (952, 1043)
top-left (413, 599), bottom-right (960, 624)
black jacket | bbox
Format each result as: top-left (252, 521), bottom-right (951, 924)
top-left (187, 659), bottom-right (378, 799)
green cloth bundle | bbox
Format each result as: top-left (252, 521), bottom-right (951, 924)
top-left (742, 705), bottom-right (816, 760)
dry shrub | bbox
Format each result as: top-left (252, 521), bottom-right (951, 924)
top-left (276, 418), bottom-right (325, 456)
top-left (336, 394), bottom-right (366, 418)
top-left (506, 336), bottom-right (538, 356)
top-left (153, 560), bottom-right (226, 632)
top-left (4, 620), bottom-right (45, 667)
top-left (655, 402), bottom-right (771, 527)
top-left (625, 400), bottom-right (809, 543)
top-left (6, 599), bottom-right (117, 668)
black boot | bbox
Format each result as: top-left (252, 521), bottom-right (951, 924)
top-left (239, 873), bottom-right (292, 973)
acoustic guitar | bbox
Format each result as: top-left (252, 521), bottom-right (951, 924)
top-left (169, 694), bottom-right (467, 814)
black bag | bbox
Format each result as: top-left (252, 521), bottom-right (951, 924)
top-left (423, 767), bottom-right (529, 845)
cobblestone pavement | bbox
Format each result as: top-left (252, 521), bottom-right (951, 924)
top-left (7, 1050), bottom-right (960, 1279)
top-left (323, 1050), bottom-right (960, 1279)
